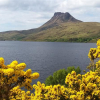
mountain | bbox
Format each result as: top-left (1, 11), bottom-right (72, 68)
top-left (0, 12), bottom-right (100, 42)
top-left (41, 12), bottom-right (82, 29)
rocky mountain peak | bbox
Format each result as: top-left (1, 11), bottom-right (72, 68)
top-left (40, 12), bottom-right (82, 29)
top-left (53, 12), bottom-right (81, 22)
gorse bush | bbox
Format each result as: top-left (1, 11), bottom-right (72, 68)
top-left (88, 39), bottom-right (100, 74)
top-left (33, 71), bottom-right (100, 100)
top-left (45, 66), bottom-right (81, 86)
top-left (1, 39), bottom-right (100, 100)
top-left (0, 58), bottom-right (39, 100)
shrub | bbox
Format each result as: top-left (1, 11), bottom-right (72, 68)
top-left (45, 66), bottom-right (81, 86)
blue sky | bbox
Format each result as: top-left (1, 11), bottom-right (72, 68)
top-left (0, 0), bottom-right (100, 32)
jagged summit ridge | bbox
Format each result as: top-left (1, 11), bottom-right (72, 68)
top-left (41, 12), bottom-right (82, 28)
top-left (53, 12), bottom-right (78, 22)
top-left (54, 12), bottom-right (65, 16)
top-left (51, 12), bottom-right (82, 22)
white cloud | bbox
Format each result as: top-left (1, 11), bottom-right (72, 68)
top-left (0, 9), bottom-right (53, 31)
top-left (0, 0), bottom-right (9, 5)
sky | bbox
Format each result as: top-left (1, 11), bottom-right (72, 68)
top-left (0, 0), bottom-right (100, 32)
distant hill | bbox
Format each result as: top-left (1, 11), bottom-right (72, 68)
top-left (0, 12), bottom-right (100, 42)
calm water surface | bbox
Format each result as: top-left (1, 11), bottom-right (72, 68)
top-left (0, 41), bottom-right (96, 91)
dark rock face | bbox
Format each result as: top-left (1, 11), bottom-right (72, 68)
top-left (54, 12), bottom-right (64, 16)
top-left (53, 12), bottom-right (82, 22)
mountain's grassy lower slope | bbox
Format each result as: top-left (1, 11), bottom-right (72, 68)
top-left (0, 22), bottom-right (100, 42)
top-left (23, 22), bottom-right (100, 42)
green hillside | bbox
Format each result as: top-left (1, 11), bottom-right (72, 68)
top-left (23, 22), bottom-right (100, 42)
